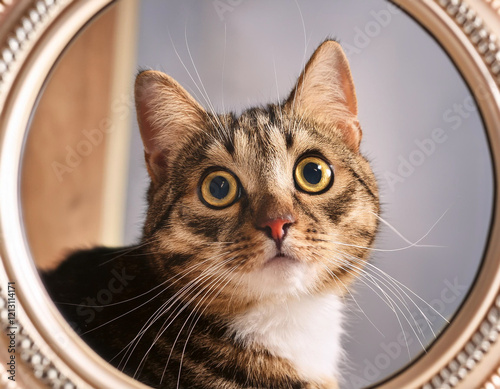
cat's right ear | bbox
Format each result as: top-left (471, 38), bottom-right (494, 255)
top-left (284, 40), bottom-right (361, 152)
top-left (135, 70), bottom-right (206, 184)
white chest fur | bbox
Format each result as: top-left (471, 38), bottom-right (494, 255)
top-left (227, 293), bottom-right (344, 382)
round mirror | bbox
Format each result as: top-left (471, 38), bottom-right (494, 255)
top-left (1, 0), bottom-right (499, 388)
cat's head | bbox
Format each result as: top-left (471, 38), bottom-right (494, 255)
top-left (135, 40), bottom-right (379, 311)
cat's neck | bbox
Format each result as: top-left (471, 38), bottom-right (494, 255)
top-left (227, 293), bottom-right (344, 384)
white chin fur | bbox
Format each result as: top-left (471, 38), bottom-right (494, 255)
top-left (238, 258), bottom-right (319, 300)
top-left (228, 293), bottom-right (344, 382)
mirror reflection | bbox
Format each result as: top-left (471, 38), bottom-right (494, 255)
top-left (22, 1), bottom-right (493, 388)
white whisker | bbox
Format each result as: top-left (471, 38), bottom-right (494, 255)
top-left (133, 257), bottom-right (235, 377)
top-left (172, 265), bottom-right (239, 388)
top-left (317, 261), bottom-right (384, 337)
top-left (372, 206), bottom-right (450, 247)
top-left (116, 252), bottom-right (232, 370)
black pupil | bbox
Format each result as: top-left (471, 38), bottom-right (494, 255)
top-left (209, 176), bottom-right (230, 200)
top-left (303, 162), bottom-right (322, 185)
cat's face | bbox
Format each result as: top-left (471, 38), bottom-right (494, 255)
top-left (135, 41), bottom-right (379, 312)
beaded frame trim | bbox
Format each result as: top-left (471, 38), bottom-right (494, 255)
top-left (419, 3), bottom-right (500, 389)
top-left (0, 0), bottom-right (61, 99)
top-left (0, 2), bottom-right (77, 388)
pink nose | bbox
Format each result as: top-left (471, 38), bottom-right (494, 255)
top-left (259, 217), bottom-right (295, 249)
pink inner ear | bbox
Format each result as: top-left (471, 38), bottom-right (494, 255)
top-left (144, 150), bottom-right (167, 183)
top-left (285, 41), bottom-right (362, 151)
top-left (135, 79), bottom-right (163, 157)
top-left (338, 58), bottom-right (358, 118)
top-left (135, 72), bottom-right (171, 183)
top-left (134, 70), bottom-right (208, 183)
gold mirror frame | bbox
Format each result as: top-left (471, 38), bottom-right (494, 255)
top-left (0, 0), bottom-right (500, 388)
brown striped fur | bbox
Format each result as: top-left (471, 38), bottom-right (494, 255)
top-left (43, 40), bottom-right (379, 388)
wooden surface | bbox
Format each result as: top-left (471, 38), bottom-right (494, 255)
top-left (21, 6), bottom-right (118, 269)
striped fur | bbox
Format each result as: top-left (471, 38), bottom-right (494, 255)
top-left (43, 40), bottom-right (379, 388)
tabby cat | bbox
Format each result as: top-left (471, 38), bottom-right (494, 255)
top-left (42, 40), bottom-right (380, 389)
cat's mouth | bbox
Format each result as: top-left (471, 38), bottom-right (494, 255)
top-left (265, 253), bottom-right (297, 266)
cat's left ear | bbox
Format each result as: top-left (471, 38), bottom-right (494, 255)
top-left (285, 40), bottom-right (361, 152)
top-left (135, 70), bottom-right (207, 184)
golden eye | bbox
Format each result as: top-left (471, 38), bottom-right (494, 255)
top-left (199, 170), bottom-right (240, 209)
top-left (294, 156), bottom-right (334, 194)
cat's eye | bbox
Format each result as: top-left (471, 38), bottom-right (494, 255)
top-left (294, 156), bottom-right (334, 194)
top-left (199, 170), bottom-right (241, 209)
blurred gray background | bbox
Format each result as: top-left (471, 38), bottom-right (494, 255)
top-left (123, 1), bottom-right (493, 387)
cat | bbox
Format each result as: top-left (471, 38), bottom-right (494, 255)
top-left (42, 40), bottom-right (380, 389)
